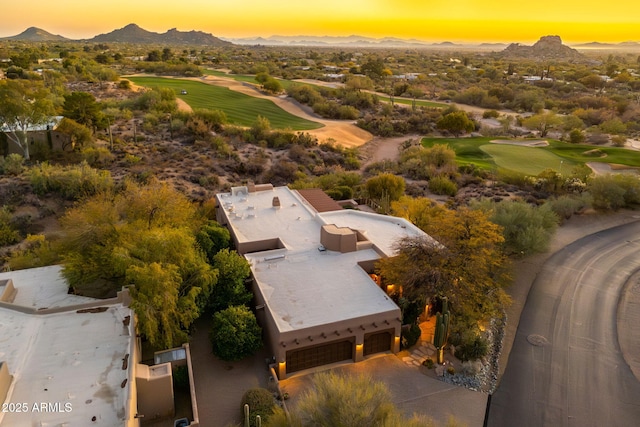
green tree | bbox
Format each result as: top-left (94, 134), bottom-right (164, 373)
top-left (196, 221), bottom-right (231, 264)
top-left (522, 112), bottom-right (561, 137)
top-left (436, 111), bottom-right (475, 137)
top-left (55, 118), bottom-right (93, 150)
top-left (378, 200), bottom-right (511, 326)
top-left (472, 199), bottom-right (559, 256)
top-left (60, 181), bottom-right (217, 347)
top-left (360, 57), bottom-right (386, 80)
top-left (146, 50), bottom-right (161, 61)
top-left (127, 262), bottom-right (196, 348)
top-left (262, 77), bottom-right (283, 94)
top-left (210, 249), bottom-right (252, 312)
top-left (345, 75), bottom-right (374, 92)
top-left (62, 92), bottom-right (104, 131)
top-left (0, 79), bottom-right (56, 160)
top-left (210, 305), bottom-right (262, 361)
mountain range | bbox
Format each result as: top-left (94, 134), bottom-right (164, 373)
top-left (1, 25), bottom-right (639, 50)
top-left (0, 24), bottom-right (231, 46)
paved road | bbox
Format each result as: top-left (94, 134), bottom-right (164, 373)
top-left (489, 221), bottom-right (640, 427)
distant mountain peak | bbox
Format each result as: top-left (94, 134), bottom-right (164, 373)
top-left (502, 35), bottom-right (584, 60)
top-left (1, 26), bottom-right (70, 42)
top-left (88, 24), bottom-right (232, 46)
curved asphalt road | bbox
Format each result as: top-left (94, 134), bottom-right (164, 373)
top-left (489, 221), bottom-right (640, 427)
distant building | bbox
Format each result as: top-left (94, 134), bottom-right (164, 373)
top-left (216, 185), bottom-right (435, 379)
top-left (0, 266), bottom-right (200, 426)
top-left (0, 116), bottom-right (72, 157)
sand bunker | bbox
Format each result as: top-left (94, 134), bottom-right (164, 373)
top-left (490, 139), bottom-right (549, 147)
top-left (587, 162), bottom-right (639, 175)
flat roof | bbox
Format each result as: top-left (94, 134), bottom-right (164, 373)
top-left (0, 266), bottom-right (134, 427)
top-left (0, 265), bottom-right (95, 309)
top-left (217, 187), bottom-right (429, 334)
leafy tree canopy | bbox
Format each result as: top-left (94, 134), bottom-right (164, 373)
top-left (377, 197), bottom-right (511, 327)
top-left (436, 111), bottom-right (475, 138)
top-left (211, 305), bottom-right (262, 361)
top-left (0, 79), bottom-right (56, 159)
top-left (60, 180), bottom-right (217, 348)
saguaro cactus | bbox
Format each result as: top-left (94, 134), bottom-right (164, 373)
top-left (433, 298), bottom-right (450, 364)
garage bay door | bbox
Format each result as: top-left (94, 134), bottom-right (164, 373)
top-left (363, 330), bottom-right (392, 356)
top-left (286, 339), bottom-right (353, 373)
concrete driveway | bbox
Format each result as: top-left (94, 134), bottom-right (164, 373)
top-left (189, 315), bottom-right (271, 427)
top-left (280, 354), bottom-right (487, 427)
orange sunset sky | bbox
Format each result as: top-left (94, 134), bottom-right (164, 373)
top-left (2, 0), bottom-right (639, 43)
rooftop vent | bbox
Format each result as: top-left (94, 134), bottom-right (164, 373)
top-left (272, 197), bottom-right (281, 208)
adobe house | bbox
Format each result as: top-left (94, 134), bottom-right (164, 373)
top-left (0, 266), bottom-right (201, 427)
top-left (216, 185), bottom-right (435, 379)
top-left (0, 116), bottom-right (72, 157)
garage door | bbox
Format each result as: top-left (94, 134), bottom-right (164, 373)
top-left (363, 330), bottom-right (392, 356)
top-left (286, 339), bottom-right (353, 374)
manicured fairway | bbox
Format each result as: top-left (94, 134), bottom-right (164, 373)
top-left (479, 144), bottom-right (572, 176)
top-left (128, 76), bottom-right (322, 130)
top-left (423, 137), bottom-right (640, 175)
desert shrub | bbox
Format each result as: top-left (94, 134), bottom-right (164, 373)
top-left (337, 105), bottom-right (360, 120)
top-left (422, 358), bottom-right (435, 369)
top-left (472, 199), bottom-right (559, 256)
top-left (124, 153), bottom-right (142, 165)
top-left (460, 360), bottom-right (482, 376)
top-left (547, 195), bottom-right (590, 221)
top-left (401, 323), bottom-right (421, 349)
top-left (0, 153), bottom-right (25, 176)
top-left (81, 146), bottom-right (115, 167)
top-left (568, 129), bottom-right (585, 144)
top-left (240, 388), bottom-right (276, 427)
top-left (7, 234), bottom-right (61, 270)
top-left (483, 110), bottom-right (500, 119)
top-left (611, 135), bottom-right (627, 147)
top-left (455, 334), bottom-right (488, 362)
top-left (428, 176), bottom-right (458, 196)
top-left (0, 206), bottom-right (21, 246)
top-left (446, 366), bottom-right (456, 375)
top-left (29, 161), bottom-right (114, 200)
top-left (325, 185), bottom-right (354, 200)
top-left (588, 174), bottom-right (640, 211)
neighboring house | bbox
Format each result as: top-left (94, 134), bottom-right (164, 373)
top-left (216, 185), bottom-right (433, 379)
top-left (0, 266), bottom-right (200, 427)
top-left (0, 116), bottom-right (72, 157)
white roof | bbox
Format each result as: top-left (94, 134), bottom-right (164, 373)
top-left (0, 116), bottom-right (63, 133)
top-left (0, 267), bottom-right (134, 427)
top-left (1, 265), bottom-right (95, 309)
top-left (217, 187), bottom-right (428, 334)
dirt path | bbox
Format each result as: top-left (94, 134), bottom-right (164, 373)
top-left (358, 134), bottom-right (422, 169)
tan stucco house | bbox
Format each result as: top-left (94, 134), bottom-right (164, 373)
top-left (216, 185), bottom-right (432, 379)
